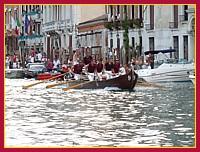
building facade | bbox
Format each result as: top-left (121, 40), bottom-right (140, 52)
top-left (106, 5), bottom-right (195, 63)
top-left (5, 5), bottom-right (195, 66)
top-left (5, 5), bottom-right (44, 65)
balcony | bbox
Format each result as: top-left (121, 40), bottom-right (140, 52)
top-left (169, 22), bottom-right (178, 29)
top-left (145, 24), bottom-right (154, 30)
top-left (21, 10), bottom-right (43, 23)
top-left (179, 15), bottom-right (188, 22)
top-left (17, 34), bottom-right (44, 46)
top-left (42, 21), bottom-right (58, 32)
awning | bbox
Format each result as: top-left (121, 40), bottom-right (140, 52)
top-left (144, 49), bottom-right (176, 55)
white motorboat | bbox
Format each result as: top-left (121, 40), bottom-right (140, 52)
top-left (189, 73), bottom-right (195, 84)
top-left (5, 68), bottom-right (24, 79)
top-left (136, 49), bottom-right (195, 83)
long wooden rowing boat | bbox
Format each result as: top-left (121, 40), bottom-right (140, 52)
top-left (64, 70), bottom-right (138, 90)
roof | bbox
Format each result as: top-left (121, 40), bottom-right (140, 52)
top-left (78, 14), bottom-right (108, 26)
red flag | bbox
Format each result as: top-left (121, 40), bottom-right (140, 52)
top-left (29, 17), bottom-right (33, 36)
top-left (15, 26), bottom-right (18, 35)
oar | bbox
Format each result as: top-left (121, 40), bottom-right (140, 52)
top-left (46, 79), bottom-right (78, 89)
top-left (137, 80), bottom-right (166, 88)
top-left (62, 80), bottom-right (94, 91)
top-left (22, 73), bottom-right (65, 89)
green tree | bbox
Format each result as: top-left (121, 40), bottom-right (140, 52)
top-left (121, 9), bottom-right (129, 64)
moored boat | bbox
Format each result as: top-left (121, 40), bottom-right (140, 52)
top-left (5, 68), bottom-right (24, 79)
top-left (189, 73), bottom-right (195, 84)
top-left (23, 63), bottom-right (45, 79)
top-left (63, 70), bottom-right (138, 90)
top-left (37, 73), bottom-right (64, 80)
top-left (136, 49), bottom-right (194, 83)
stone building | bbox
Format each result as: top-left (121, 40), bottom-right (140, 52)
top-left (106, 5), bottom-right (195, 63)
top-left (5, 5), bottom-right (195, 66)
top-left (5, 5), bottom-right (44, 65)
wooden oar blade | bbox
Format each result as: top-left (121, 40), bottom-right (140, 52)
top-left (46, 81), bottom-right (67, 89)
top-left (62, 80), bottom-right (94, 91)
top-left (46, 79), bottom-right (78, 89)
top-left (22, 73), bottom-right (65, 89)
top-left (22, 81), bottom-right (43, 89)
top-left (137, 82), bottom-right (166, 88)
top-left (136, 79), bottom-right (167, 88)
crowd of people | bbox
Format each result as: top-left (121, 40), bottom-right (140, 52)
top-left (5, 53), bottom-right (21, 69)
top-left (5, 48), bottom-right (154, 81)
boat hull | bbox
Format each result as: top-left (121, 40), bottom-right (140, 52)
top-left (189, 74), bottom-right (195, 84)
top-left (136, 63), bottom-right (194, 83)
top-left (37, 73), bottom-right (64, 80)
top-left (65, 70), bottom-right (138, 90)
top-left (5, 69), bottom-right (24, 79)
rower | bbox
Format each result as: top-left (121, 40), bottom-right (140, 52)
top-left (72, 60), bottom-right (84, 80)
top-left (96, 58), bottom-right (104, 79)
top-left (104, 58), bottom-right (114, 79)
top-left (86, 59), bottom-right (97, 81)
top-left (113, 58), bottom-right (120, 77)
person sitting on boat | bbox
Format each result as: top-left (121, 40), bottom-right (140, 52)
top-left (86, 59), bottom-right (97, 81)
top-left (124, 64), bottom-right (130, 73)
top-left (72, 60), bottom-right (84, 80)
top-left (46, 59), bottom-right (54, 73)
top-left (96, 58), bottom-right (104, 79)
top-left (113, 58), bottom-right (120, 76)
top-left (104, 58), bottom-right (114, 79)
top-left (42, 67), bottom-right (49, 73)
top-left (53, 57), bottom-right (61, 70)
top-left (119, 64), bottom-right (126, 75)
top-left (60, 61), bottom-right (69, 73)
top-left (73, 49), bottom-right (80, 66)
top-left (148, 53), bottom-right (154, 69)
top-left (137, 56), bottom-right (143, 70)
top-left (131, 57), bottom-right (137, 70)
top-left (84, 51), bottom-right (93, 65)
top-left (54, 64), bottom-right (61, 73)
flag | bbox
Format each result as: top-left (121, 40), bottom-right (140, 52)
top-left (15, 26), bottom-right (18, 35)
top-left (29, 16), bottom-right (33, 36)
top-left (25, 14), bottom-right (30, 34)
top-left (16, 16), bottom-right (21, 27)
top-left (11, 16), bottom-right (16, 29)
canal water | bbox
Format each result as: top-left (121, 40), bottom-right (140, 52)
top-left (5, 78), bottom-right (195, 147)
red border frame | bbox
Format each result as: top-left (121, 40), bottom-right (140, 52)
top-left (2, 1), bottom-right (198, 152)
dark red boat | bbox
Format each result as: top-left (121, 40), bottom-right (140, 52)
top-left (63, 70), bottom-right (138, 90)
top-left (37, 73), bottom-right (64, 80)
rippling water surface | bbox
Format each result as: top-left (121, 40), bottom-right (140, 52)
top-left (5, 78), bottom-right (195, 147)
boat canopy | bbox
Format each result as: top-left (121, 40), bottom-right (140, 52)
top-left (144, 49), bottom-right (176, 55)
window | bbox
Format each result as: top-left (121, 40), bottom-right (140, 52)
top-left (131, 5), bottom-right (134, 19)
top-left (26, 5), bottom-right (28, 13)
top-left (124, 5), bottom-right (127, 14)
top-left (38, 24), bottom-right (40, 35)
top-left (22, 5), bottom-right (24, 14)
top-left (33, 24), bottom-right (36, 34)
top-left (173, 36), bottom-right (179, 59)
top-left (139, 5), bottom-right (143, 20)
top-left (110, 5), bottom-right (113, 18)
top-left (149, 37), bottom-right (154, 51)
top-left (110, 39), bottom-right (113, 50)
top-left (22, 26), bottom-right (24, 35)
top-left (183, 36), bottom-right (188, 60)
top-left (117, 5), bottom-right (120, 14)
top-left (184, 5), bottom-right (188, 21)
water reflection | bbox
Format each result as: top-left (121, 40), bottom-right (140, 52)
top-left (5, 79), bottom-right (195, 147)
